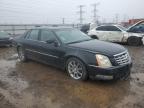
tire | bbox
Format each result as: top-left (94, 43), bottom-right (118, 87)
top-left (127, 37), bottom-right (142, 46)
top-left (66, 57), bottom-right (88, 81)
top-left (91, 35), bottom-right (98, 39)
top-left (17, 46), bottom-right (27, 62)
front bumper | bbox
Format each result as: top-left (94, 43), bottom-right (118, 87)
top-left (0, 40), bottom-right (12, 46)
top-left (87, 62), bottom-right (132, 80)
top-left (142, 37), bottom-right (144, 45)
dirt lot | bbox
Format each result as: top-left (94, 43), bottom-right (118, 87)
top-left (0, 45), bottom-right (144, 108)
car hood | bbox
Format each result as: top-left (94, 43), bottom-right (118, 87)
top-left (127, 32), bottom-right (144, 37)
top-left (0, 37), bottom-right (10, 40)
top-left (68, 40), bottom-right (126, 57)
top-left (121, 31), bottom-right (144, 39)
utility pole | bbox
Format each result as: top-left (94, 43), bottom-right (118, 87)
top-left (91, 3), bottom-right (100, 23)
top-left (62, 18), bottom-right (65, 24)
top-left (115, 14), bottom-right (119, 23)
top-left (77, 5), bottom-right (85, 24)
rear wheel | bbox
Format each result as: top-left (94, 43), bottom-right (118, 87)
top-left (66, 57), bottom-right (88, 80)
top-left (127, 37), bottom-right (142, 46)
top-left (91, 35), bottom-right (98, 39)
top-left (17, 47), bottom-right (27, 62)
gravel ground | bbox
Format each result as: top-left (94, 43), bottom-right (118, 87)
top-left (0, 45), bottom-right (144, 108)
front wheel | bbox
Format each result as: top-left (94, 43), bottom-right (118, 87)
top-left (66, 57), bottom-right (88, 81)
top-left (127, 37), bottom-right (142, 46)
top-left (17, 47), bottom-right (27, 62)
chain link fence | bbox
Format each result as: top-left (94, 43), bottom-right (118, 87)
top-left (0, 24), bottom-right (83, 36)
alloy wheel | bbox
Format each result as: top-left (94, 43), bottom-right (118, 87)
top-left (67, 60), bottom-right (83, 80)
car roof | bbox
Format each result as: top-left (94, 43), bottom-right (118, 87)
top-left (96, 24), bottom-right (116, 28)
top-left (98, 24), bottom-right (121, 27)
top-left (31, 26), bottom-right (74, 30)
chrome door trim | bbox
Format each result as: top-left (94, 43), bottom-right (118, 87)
top-left (26, 49), bottom-right (59, 58)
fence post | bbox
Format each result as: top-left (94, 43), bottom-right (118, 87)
top-left (77, 24), bottom-right (79, 29)
top-left (24, 25), bottom-right (27, 33)
top-left (12, 25), bottom-right (15, 36)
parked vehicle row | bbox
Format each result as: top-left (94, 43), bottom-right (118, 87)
top-left (128, 20), bottom-right (144, 34)
top-left (88, 25), bottom-right (144, 46)
top-left (0, 31), bottom-right (13, 46)
top-left (13, 27), bottom-right (132, 81)
top-left (80, 20), bottom-right (144, 46)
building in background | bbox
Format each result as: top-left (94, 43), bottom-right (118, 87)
top-left (129, 18), bottom-right (144, 25)
top-left (121, 18), bottom-right (144, 27)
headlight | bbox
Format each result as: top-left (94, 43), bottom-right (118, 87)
top-left (9, 37), bottom-right (13, 40)
top-left (96, 54), bottom-right (112, 68)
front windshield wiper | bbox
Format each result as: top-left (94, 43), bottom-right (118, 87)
top-left (67, 39), bottom-right (93, 44)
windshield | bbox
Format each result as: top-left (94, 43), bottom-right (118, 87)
top-left (0, 31), bottom-right (9, 38)
top-left (55, 29), bottom-right (92, 44)
top-left (117, 25), bottom-right (127, 31)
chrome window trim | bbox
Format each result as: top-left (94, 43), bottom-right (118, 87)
top-left (25, 38), bottom-right (47, 43)
top-left (113, 51), bottom-right (127, 57)
top-left (26, 49), bottom-right (59, 58)
top-left (25, 38), bottom-right (61, 46)
top-left (25, 29), bottom-right (61, 46)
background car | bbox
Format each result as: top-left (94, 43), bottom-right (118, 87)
top-left (80, 24), bottom-right (90, 34)
top-left (0, 31), bottom-right (13, 46)
top-left (14, 28), bottom-right (132, 81)
top-left (127, 20), bottom-right (144, 34)
top-left (88, 25), bottom-right (144, 46)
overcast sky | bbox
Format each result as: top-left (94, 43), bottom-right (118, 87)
top-left (0, 0), bottom-right (144, 24)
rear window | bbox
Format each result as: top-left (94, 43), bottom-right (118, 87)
top-left (25, 30), bottom-right (39, 40)
top-left (0, 31), bottom-right (9, 38)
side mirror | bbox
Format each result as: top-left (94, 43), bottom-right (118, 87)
top-left (46, 39), bottom-right (60, 47)
top-left (46, 39), bottom-right (55, 44)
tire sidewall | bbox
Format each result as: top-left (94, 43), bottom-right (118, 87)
top-left (17, 47), bottom-right (27, 62)
top-left (91, 35), bottom-right (98, 39)
top-left (127, 36), bottom-right (142, 46)
top-left (66, 57), bottom-right (88, 81)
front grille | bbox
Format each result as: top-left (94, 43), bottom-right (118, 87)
top-left (114, 51), bottom-right (130, 65)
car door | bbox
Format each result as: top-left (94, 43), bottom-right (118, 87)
top-left (23, 29), bottom-right (42, 60)
top-left (38, 29), bottom-right (65, 67)
top-left (95, 26), bottom-right (109, 41)
top-left (106, 26), bottom-right (123, 42)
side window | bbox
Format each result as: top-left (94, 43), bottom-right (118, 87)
top-left (130, 23), bottom-right (144, 32)
top-left (96, 26), bottom-right (107, 31)
top-left (129, 26), bottom-right (139, 32)
top-left (26, 30), bottom-right (39, 40)
top-left (40, 30), bottom-right (56, 41)
top-left (24, 31), bottom-right (31, 39)
top-left (107, 26), bottom-right (121, 31)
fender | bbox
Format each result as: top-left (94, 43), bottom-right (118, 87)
top-left (122, 33), bottom-right (143, 42)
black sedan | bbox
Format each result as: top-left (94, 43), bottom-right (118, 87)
top-left (14, 27), bottom-right (132, 80)
top-left (0, 31), bottom-right (13, 46)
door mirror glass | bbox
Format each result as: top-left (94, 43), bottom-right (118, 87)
top-left (46, 39), bottom-right (59, 47)
top-left (26, 30), bottom-right (39, 40)
top-left (46, 39), bottom-right (55, 44)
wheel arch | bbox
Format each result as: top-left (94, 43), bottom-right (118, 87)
top-left (16, 44), bottom-right (24, 51)
top-left (90, 35), bottom-right (99, 39)
top-left (64, 55), bottom-right (87, 70)
top-left (127, 36), bottom-right (143, 46)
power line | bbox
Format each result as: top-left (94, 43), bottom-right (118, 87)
top-left (0, 2), bottom-right (42, 9)
top-left (0, 8), bottom-right (45, 16)
top-left (77, 5), bottom-right (85, 24)
top-left (0, 0), bottom-right (68, 8)
top-left (91, 3), bottom-right (100, 23)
